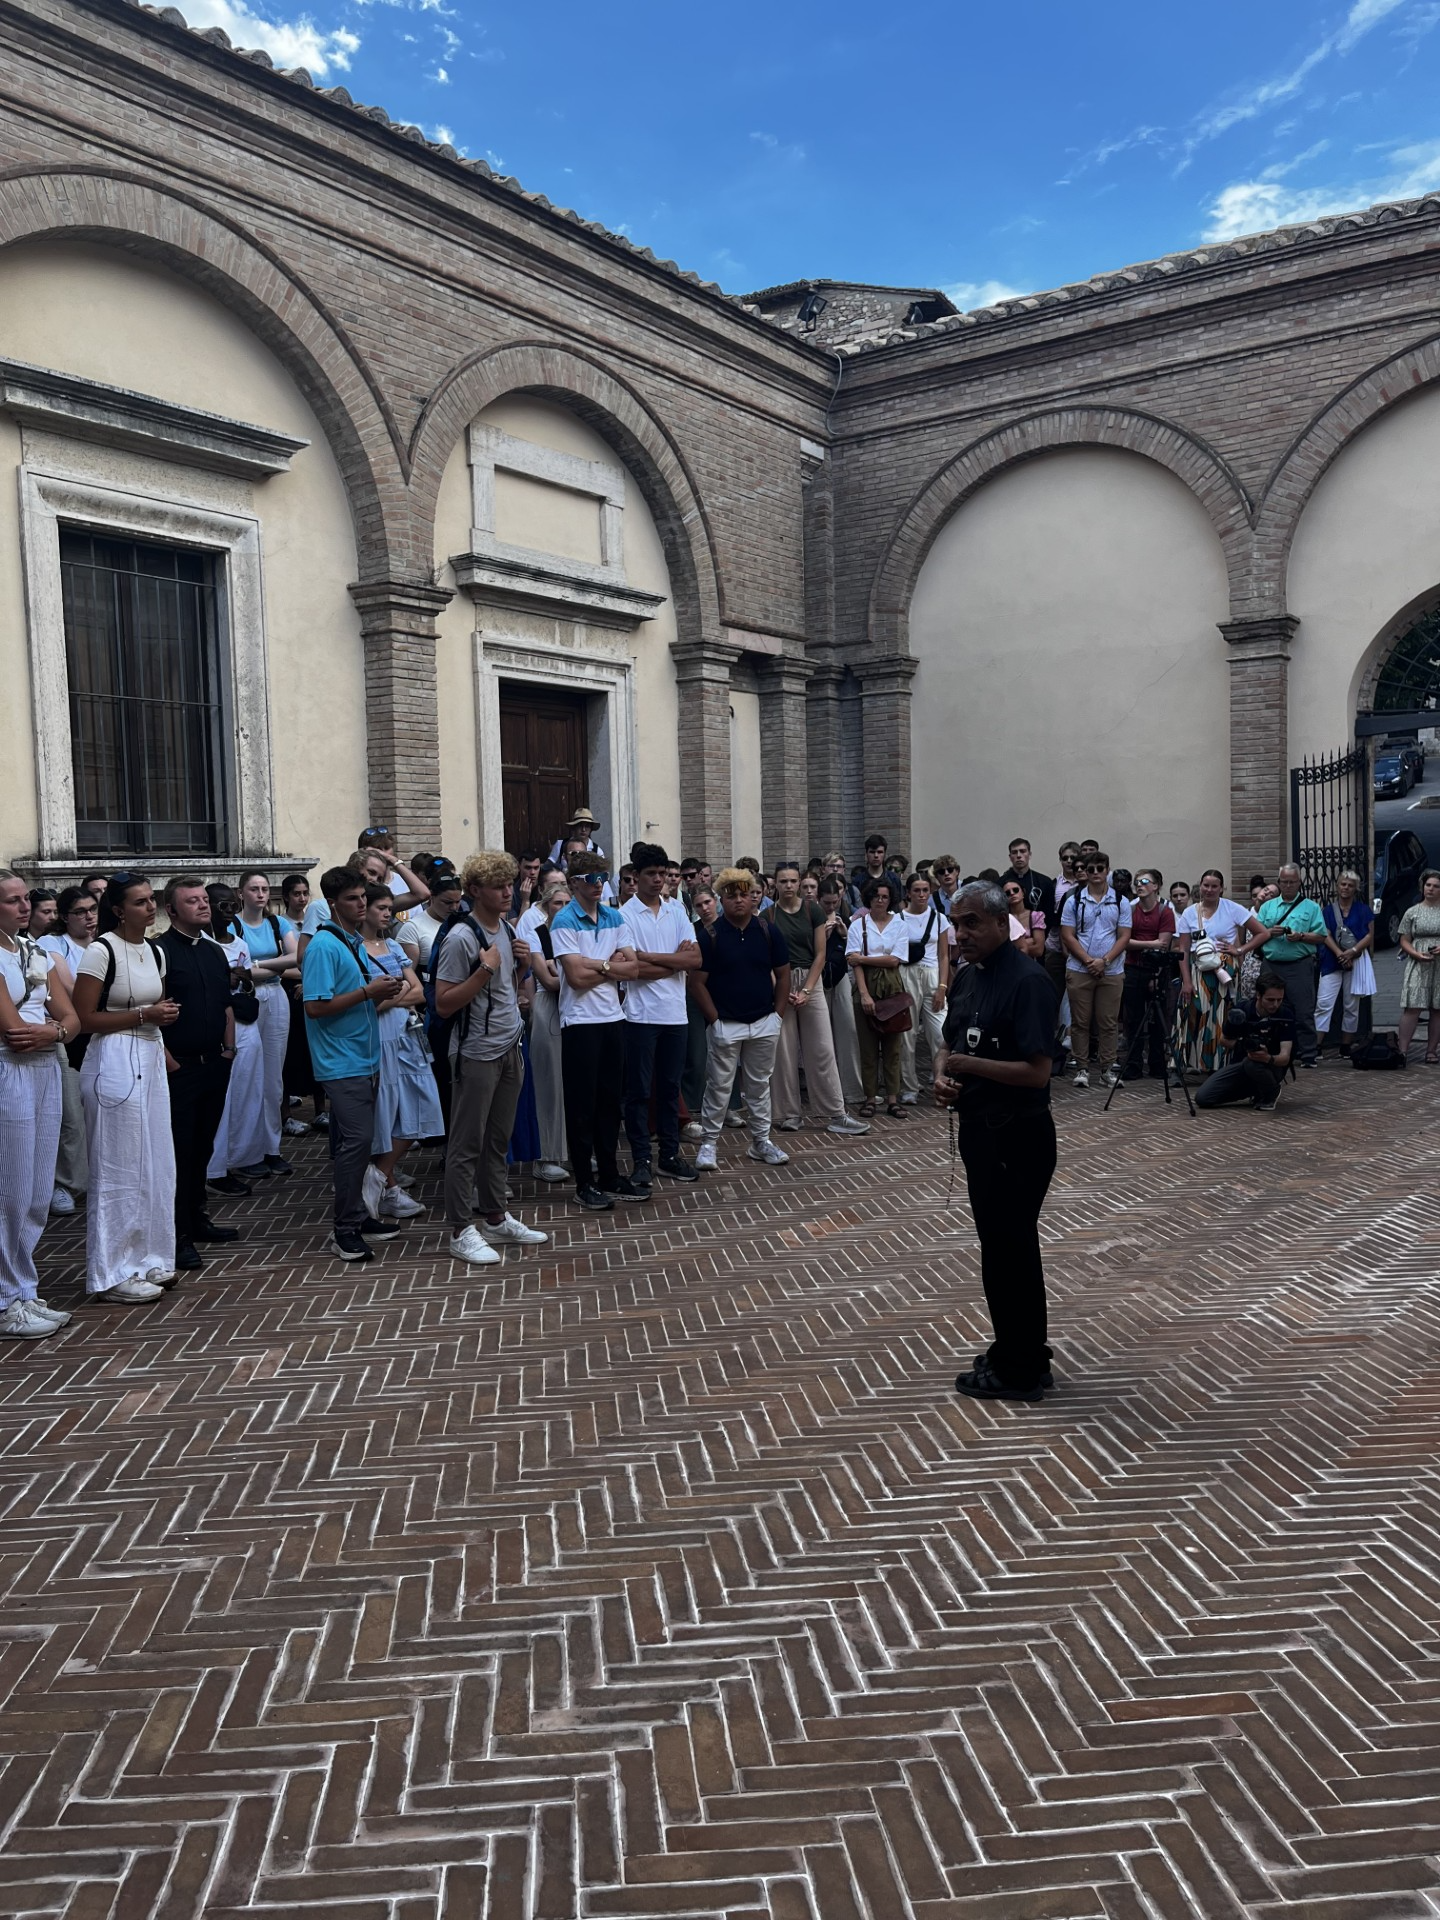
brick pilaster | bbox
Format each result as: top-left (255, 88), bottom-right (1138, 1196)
top-left (1222, 615), bottom-right (1297, 886)
top-left (670, 638), bottom-right (742, 864)
top-left (755, 653), bottom-right (816, 869)
top-left (804, 659), bottom-right (846, 855)
top-left (348, 579), bottom-right (453, 850)
top-left (849, 654), bottom-right (919, 859)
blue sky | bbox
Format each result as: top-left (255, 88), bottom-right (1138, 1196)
top-left (178, 0), bottom-right (1440, 305)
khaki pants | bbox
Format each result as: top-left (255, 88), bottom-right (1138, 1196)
top-left (444, 1044), bottom-right (523, 1228)
top-left (701, 1015), bottom-right (780, 1143)
top-left (1065, 972), bottom-right (1123, 1073)
top-left (772, 970), bottom-right (846, 1125)
top-left (899, 962), bottom-right (945, 1096)
top-left (826, 979), bottom-right (863, 1104)
top-left (853, 984), bottom-right (903, 1104)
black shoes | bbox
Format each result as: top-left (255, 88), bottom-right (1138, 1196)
top-left (208, 1175), bottom-right (251, 1196)
top-left (955, 1357), bottom-right (1048, 1403)
top-left (192, 1218), bottom-right (240, 1242)
top-left (263, 1154), bottom-right (294, 1176)
top-left (657, 1156), bottom-right (699, 1182)
top-left (616, 1174), bottom-right (653, 1201)
top-left (359, 1215), bottom-right (401, 1240)
top-left (174, 1242), bottom-right (204, 1271)
top-left (328, 1231), bottom-right (374, 1263)
top-left (576, 1186), bottom-right (615, 1211)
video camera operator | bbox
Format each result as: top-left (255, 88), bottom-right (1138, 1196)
top-left (1120, 869), bottom-right (1176, 1080)
top-left (1195, 968), bottom-right (1294, 1112)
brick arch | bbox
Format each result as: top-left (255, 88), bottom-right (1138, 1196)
top-left (409, 340), bottom-right (723, 644)
top-left (0, 166), bottom-right (407, 576)
top-left (867, 407), bottom-right (1254, 652)
top-left (1253, 332), bottom-right (1440, 619)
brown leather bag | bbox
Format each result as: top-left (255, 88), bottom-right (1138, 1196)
top-left (861, 922), bottom-right (913, 1034)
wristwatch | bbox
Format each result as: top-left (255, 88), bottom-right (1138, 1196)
top-left (600, 958), bottom-right (612, 977)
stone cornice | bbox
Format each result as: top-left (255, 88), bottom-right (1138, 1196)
top-left (450, 552), bottom-right (663, 630)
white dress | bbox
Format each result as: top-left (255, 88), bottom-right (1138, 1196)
top-left (77, 934), bottom-right (176, 1294)
top-left (240, 915), bottom-right (291, 1158)
top-left (0, 940), bottom-right (64, 1311)
top-left (207, 939), bottom-right (269, 1175)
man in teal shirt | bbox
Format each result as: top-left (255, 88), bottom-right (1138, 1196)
top-left (1257, 863), bottom-right (1326, 1068)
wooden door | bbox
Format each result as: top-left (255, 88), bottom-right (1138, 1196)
top-left (498, 684), bottom-right (588, 854)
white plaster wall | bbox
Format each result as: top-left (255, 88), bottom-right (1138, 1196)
top-left (1288, 382), bottom-right (1440, 756)
top-left (0, 240), bottom-right (364, 867)
top-left (729, 690), bottom-right (763, 864)
top-left (909, 447), bottom-right (1231, 887)
top-left (432, 395), bottom-right (681, 860)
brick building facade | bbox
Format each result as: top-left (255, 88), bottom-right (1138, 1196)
top-left (4, 0), bottom-right (1440, 887)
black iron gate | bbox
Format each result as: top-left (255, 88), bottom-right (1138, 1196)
top-left (1289, 742), bottom-right (1373, 898)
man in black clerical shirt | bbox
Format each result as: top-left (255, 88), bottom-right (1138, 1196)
top-left (934, 880), bottom-right (1060, 1402)
top-left (157, 876), bottom-right (239, 1271)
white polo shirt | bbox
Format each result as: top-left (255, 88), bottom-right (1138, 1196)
top-left (550, 901), bottom-right (630, 1026)
top-left (619, 895), bottom-right (692, 1024)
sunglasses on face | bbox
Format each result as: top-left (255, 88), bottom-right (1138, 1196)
top-left (575, 871), bottom-right (609, 884)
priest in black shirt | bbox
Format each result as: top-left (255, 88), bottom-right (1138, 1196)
top-left (157, 876), bottom-right (239, 1270)
top-left (934, 880), bottom-right (1060, 1402)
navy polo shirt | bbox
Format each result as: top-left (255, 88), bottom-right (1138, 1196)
top-left (698, 916), bottom-right (789, 1022)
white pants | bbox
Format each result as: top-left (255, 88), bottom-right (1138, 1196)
top-left (82, 1029), bottom-right (175, 1293)
top-left (701, 1014), bottom-right (781, 1143)
top-left (772, 972), bottom-right (846, 1125)
top-left (826, 980), bottom-right (864, 1104)
top-left (0, 1051), bottom-right (62, 1310)
top-left (1316, 966), bottom-right (1372, 1035)
top-left (899, 963), bottom-right (945, 1095)
top-left (208, 1018), bottom-right (268, 1175)
top-left (254, 981), bottom-right (289, 1157)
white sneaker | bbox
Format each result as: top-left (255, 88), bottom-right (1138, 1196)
top-left (1, 1299), bottom-right (58, 1338)
top-left (694, 1142), bottom-right (718, 1171)
top-left (827, 1114), bottom-right (872, 1135)
top-left (747, 1139), bottom-right (790, 1166)
top-left (99, 1277), bottom-right (164, 1303)
top-left (898, 1092), bottom-right (918, 1105)
top-left (681, 1122), bottom-right (703, 1142)
top-left (380, 1186), bottom-right (425, 1218)
top-left (282, 1117), bottom-right (310, 1136)
top-left (774, 1117), bottom-right (803, 1132)
top-left (48, 1187), bottom-right (75, 1216)
top-left (482, 1213), bottom-right (548, 1247)
top-left (361, 1163), bottom-right (387, 1220)
top-left (1102, 1066), bottom-right (1123, 1088)
top-left (1072, 1068), bottom-right (1090, 1089)
top-left (29, 1298), bottom-right (72, 1328)
top-left (393, 1170), bottom-right (416, 1189)
top-left (538, 1161), bottom-right (570, 1183)
top-left (449, 1226), bottom-right (501, 1266)
top-left (724, 1111), bottom-right (745, 1129)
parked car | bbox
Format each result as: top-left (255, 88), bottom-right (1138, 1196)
top-left (1382, 738), bottom-right (1426, 786)
top-left (1374, 827), bottom-right (1428, 946)
top-left (1374, 753), bottom-right (1411, 799)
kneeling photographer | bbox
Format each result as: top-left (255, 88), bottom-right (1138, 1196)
top-left (1195, 969), bottom-right (1295, 1112)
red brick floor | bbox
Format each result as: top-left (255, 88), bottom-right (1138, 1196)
top-left (4, 1069), bottom-right (1440, 1917)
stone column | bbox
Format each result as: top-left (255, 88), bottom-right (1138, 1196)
top-left (349, 579), bottom-right (453, 850)
top-left (1222, 615), bottom-right (1297, 885)
top-left (670, 637), bottom-right (741, 864)
top-left (849, 653), bottom-right (919, 858)
top-left (755, 653), bottom-right (816, 869)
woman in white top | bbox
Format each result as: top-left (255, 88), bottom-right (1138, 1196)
top-left (206, 886), bottom-right (270, 1185)
top-left (526, 878), bottom-right (572, 1182)
top-left (71, 873), bottom-right (181, 1303)
top-left (897, 872), bottom-right (951, 1102)
top-left (36, 884), bottom-right (96, 1214)
top-left (236, 870), bottom-right (298, 1174)
top-left (1173, 868), bottom-right (1268, 1076)
top-left (846, 875), bottom-right (910, 1118)
top-left (0, 870), bottom-right (80, 1338)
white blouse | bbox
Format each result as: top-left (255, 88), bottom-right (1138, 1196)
top-left (77, 934), bottom-right (166, 1010)
top-left (845, 913), bottom-right (909, 961)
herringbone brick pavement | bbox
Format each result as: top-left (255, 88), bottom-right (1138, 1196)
top-left (4, 1070), bottom-right (1440, 1918)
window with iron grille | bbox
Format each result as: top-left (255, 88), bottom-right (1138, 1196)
top-left (59, 529), bottom-right (228, 856)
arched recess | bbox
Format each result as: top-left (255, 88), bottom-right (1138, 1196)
top-left (1253, 331), bottom-right (1440, 618)
top-left (1356, 585), bottom-right (1440, 717)
top-left (409, 340), bottom-right (722, 647)
top-left (0, 166), bottom-right (407, 576)
top-left (867, 406), bottom-right (1254, 653)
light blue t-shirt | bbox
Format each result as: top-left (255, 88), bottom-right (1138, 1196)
top-left (239, 914), bottom-right (294, 965)
top-left (301, 922), bottom-right (379, 1079)
top-left (300, 899), bottom-right (331, 938)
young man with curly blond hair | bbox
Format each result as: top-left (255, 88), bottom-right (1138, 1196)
top-left (434, 850), bottom-right (548, 1266)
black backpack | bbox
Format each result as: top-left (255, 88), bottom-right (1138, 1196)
top-left (426, 909), bottom-right (511, 1057)
top-left (1352, 1031), bottom-right (1407, 1071)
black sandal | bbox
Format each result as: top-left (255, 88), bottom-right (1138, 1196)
top-left (858, 1099), bottom-right (876, 1117)
top-left (886, 1102), bottom-right (908, 1118)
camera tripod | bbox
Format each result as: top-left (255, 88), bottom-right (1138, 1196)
top-left (1102, 968), bottom-right (1196, 1117)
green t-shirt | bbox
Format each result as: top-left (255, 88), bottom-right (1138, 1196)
top-left (770, 900), bottom-right (824, 970)
top-left (1258, 892), bottom-right (1325, 962)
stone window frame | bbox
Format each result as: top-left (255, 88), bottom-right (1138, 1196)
top-left (468, 422), bottom-right (626, 586)
top-left (19, 456), bottom-right (278, 867)
top-left (472, 629), bottom-right (637, 861)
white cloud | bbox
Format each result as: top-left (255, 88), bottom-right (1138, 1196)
top-left (943, 278), bottom-right (1029, 310)
top-left (178, 0), bottom-right (360, 74)
top-left (1203, 136), bottom-right (1440, 240)
top-left (749, 130), bottom-right (806, 163)
top-left (1337, 0), bottom-right (1406, 51)
top-left (431, 64), bottom-right (449, 83)
top-left (427, 122), bottom-right (455, 147)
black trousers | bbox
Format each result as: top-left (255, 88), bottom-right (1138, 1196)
top-left (1195, 1057), bottom-right (1285, 1107)
top-left (623, 1022), bottom-right (686, 1167)
top-left (561, 1020), bottom-right (625, 1192)
top-left (957, 1109), bottom-right (1057, 1388)
top-left (169, 1052), bottom-right (232, 1239)
top-left (1120, 969), bottom-right (1179, 1078)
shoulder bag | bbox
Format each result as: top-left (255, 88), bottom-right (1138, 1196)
top-left (862, 921), bottom-right (913, 1035)
top-left (906, 906), bottom-right (937, 968)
